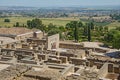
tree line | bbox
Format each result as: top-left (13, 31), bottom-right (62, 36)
top-left (12, 18), bottom-right (120, 49)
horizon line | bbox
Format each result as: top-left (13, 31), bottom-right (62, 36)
top-left (0, 4), bottom-right (120, 8)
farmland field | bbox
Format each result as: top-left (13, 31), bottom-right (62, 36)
top-left (0, 17), bottom-right (79, 27)
top-left (0, 17), bottom-right (119, 29)
top-left (107, 21), bottom-right (120, 29)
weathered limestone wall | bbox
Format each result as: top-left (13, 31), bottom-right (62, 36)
top-left (33, 31), bottom-right (43, 39)
top-left (38, 54), bottom-right (47, 61)
top-left (98, 63), bottom-right (108, 78)
top-left (15, 43), bottom-right (22, 48)
top-left (87, 59), bottom-right (103, 69)
top-left (94, 62), bottom-right (103, 69)
top-left (89, 60), bottom-right (94, 67)
top-left (59, 56), bottom-right (68, 63)
top-left (47, 58), bottom-right (61, 64)
top-left (108, 64), bottom-right (113, 73)
top-left (15, 32), bottom-right (34, 40)
top-left (0, 41), bottom-right (22, 49)
top-left (70, 57), bottom-right (86, 65)
top-left (19, 60), bottom-right (37, 64)
top-left (23, 75), bottom-right (52, 80)
top-left (22, 44), bottom-right (30, 49)
top-left (0, 34), bottom-right (15, 39)
top-left (47, 34), bottom-right (59, 50)
top-left (62, 65), bottom-right (74, 77)
top-left (27, 39), bottom-right (46, 45)
top-left (114, 66), bottom-right (120, 73)
top-left (60, 52), bottom-right (75, 61)
top-left (108, 64), bottom-right (120, 74)
top-left (15, 50), bottom-right (34, 56)
top-left (59, 43), bottom-right (83, 49)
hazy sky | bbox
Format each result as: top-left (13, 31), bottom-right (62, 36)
top-left (0, 0), bottom-right (120, 7)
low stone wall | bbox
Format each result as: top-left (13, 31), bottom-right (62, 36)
top-left (59, 56), bottom-right (68, 63)
top-left (98, 63), bottom-right (108, 78)
top-left (47, 58), bottom-right (61, 64)
top-left (18, 60), bottom-right (37, 64)
top-left (24, 75), bottom-right (51, 80)
top-left (108, 64), bottom-right (120, 74)
top-left (15, 32), bottom-right (33, 40)
top-left (27, 39), bottom-right (46, 45)
top-left (62, 65), bottom-right (74, 77)
top-left (38, 54), bottom-right (47, 61)
top-left (94, 62), bottom-right (103, 69)
top-left (60, 52), bottom-right (75, 61)
top-left (114, 66), bottom-right (120, 74)
top-left (59, 42), bottom-right (83, 49)
top-left (15, 50), bottom-right (34, 56)
top-left (108, 64), bottom-right (113, 73)
top-left (98, 63), bottom-right (120, 79)
top-left (0, 34), bottom-right (16, 39)
top-left (70, 57), bottom-right (86, 65)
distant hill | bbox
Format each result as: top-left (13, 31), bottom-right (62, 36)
top-left (0, 6), bottom-right (39, 10)
top-left (0, 5), bottom-right (120, 11)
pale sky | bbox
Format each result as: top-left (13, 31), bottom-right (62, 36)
top-left (0, 0), bottom-right (120, 7)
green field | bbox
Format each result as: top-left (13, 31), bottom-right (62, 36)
top-left (107, 21), bottom-right (120, 29)
top-left (0, 17), bottom-right (79, 27)
top-left (0, 17), bottom-right (119, 29)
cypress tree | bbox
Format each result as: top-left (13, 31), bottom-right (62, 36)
top-left (74, 23), bottom-right (79, 42)
top-left (88, 23), bottom-right (91, 42)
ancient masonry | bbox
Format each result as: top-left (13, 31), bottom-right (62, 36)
top-left (0, 27), bottom-right (119, 80)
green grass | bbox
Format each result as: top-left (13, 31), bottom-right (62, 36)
top-left (0, 17), bottom-right (33, 27)
top-left (107, 21), bottom-right (120, 29)
top-left (41, 18), bottom-right (78, 26)
top-left (94, 22), bottom-right (111, 26)
top-left (80, 19), bottom-right (120, 30)
top-left (0, 17), bottom-right (79, 27)
top-left (80, 19), bottom-right (111, 26)
top-left (0, 17), bottom-right (120, 29)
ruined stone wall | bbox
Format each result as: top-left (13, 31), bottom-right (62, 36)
top-left (60, 52), bottom-right (75, 61)
top-left (27, 39), bottom-right (46, 45)
top-left (38, 54), bottom-right (47, 61)
top-left (94, 62), bottom-right (103, 69)
top-left (23, 75), bottom-right (52, 80)
top-left (59, 56), bottom-right (68, 63)
top-left (98, 63), bottom-right (120, 78)
top-left (62, 65), bottom-right (74, 77)
top-left (33, 31), bottom-right (43, 39)
top-left (95, 48), bottom-right (108, 53)
top-left (47, 58), bottom-right (61, 64)
top-left (108, 64), bottom-right (120, 74)
top-left (108, 64), bottom-right (113, 73)
top-left (15, 32), bottom-right (34, 40)
top-left (59, 43), bottom-right (83, 49)
top-left (15, 50), bottom-right (34, 56)
top-left (114, 66), bottom-right (120, 74)
top-left (47, 34), bottom-right (59, 50)
top-left (0, 34), bottom-right (16, 39)
top-left (98, 63), bottom-right (108, 78)
top-left (0, 41), bottom-right (22, 49)
top-left (15, 43), bottom-right (22, 48)
top-left (22, 44), bottom-right (30, 49)
top-left (70, 57), bottom-right (86, 65)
